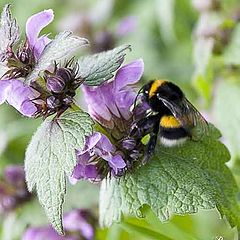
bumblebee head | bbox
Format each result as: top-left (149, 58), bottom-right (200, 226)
top-left (152, 80), bottom-right (184, 102)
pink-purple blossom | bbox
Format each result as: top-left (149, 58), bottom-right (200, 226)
top-left (116, 16), bottom-right (137, 37)
top-left (0, 7), bottom-right (54, 117)
top-left (72, 132), bottom-right (126, 182)
top-left (0, 79), bottom-right (40, 117)
top-left (26, 9), bottom-right (54, 59)
top-left (71, 59), bottom-right (144, 182)
top-left (82, 59), bottom-right (144, 128)
top-left (22, 209), bottom-right (95, 240)
top-left (0, 165), bottom-right (31, 213)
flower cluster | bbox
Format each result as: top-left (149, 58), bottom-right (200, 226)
top-left (0, 5), bottom-right (88, 118)
top-left (23, 209), bottom-right (96, 240)
top-left (71, 59), bottom-right (145, 182)
top-left (0, 165), bottom-right (31, 213)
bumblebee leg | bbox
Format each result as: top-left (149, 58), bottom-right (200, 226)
top-left (130, 114), bottom-right (160, 138)
top-left (142, 121), bottom-right (160, 164)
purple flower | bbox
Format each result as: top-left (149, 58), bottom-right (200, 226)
top-left (22, 226), bottom-right (68, 240)
top-left (0, 79), bottom-right (40, 117)
top-left (0, 165), bottom-right (31, 213)
top-left (22, 209), bottom-right (95, 240)
top-left (116, 16), bottom-right (137, 37)
top-left (63, 210), bottom-right (95, 240)
top-left (0, 7), bottom-right (53, 117)
top-left (72, 59), bottom-right (144, 182)
top-left (71, 132), bottom-right (126, 182)
top-left (4, 165), bottom-right (25, 185)
top-left (0, 6), bottom-right (88, 118)
top-left (82, 59), bottom-right (144, 128)
top-left (26, 9), bottom-right (54, 59)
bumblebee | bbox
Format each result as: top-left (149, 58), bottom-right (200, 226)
top-left (130, 79), bottom-right (208, 161)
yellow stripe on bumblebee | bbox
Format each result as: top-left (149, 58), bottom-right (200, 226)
top-left (149, 79), bottom-right (166, 98)
top-left (160, 115), bottom-right (181, 128)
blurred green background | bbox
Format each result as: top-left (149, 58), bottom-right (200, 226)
top-left (0, 0), bottom-right (240, 239)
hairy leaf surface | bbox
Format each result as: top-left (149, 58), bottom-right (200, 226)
top-left (99, 125), bottom-right (240, 229)
top-left (25, 111), bottom-right (93, 234)
top-left (0, 4), bottom-right (19, 60)
top-left (78, 44), bottom-right (131, 86)
top-left (26, 31), bottom-right (89, 84)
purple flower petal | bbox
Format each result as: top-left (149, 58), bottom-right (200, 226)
top-left (97, 133), bottom-right (116, 153)
top-left (20, 99), bottom-right (38, 117)
top-left (82, 86), bottom-right (113, 122)
top-left (26, 9), bottom-right (54, 58)
top-left (82, 59), bottom-right (144, 124)
top-left (22, 226), bottom-right (75, 240)
top-left (77, 132), bottom-right (102, 155)
top-left (23, 209), bottom-right (95, 240)
top-left (108, 154), bottom-right (126, 174)
top-left (64, 210), bottom-right (94, 240)
top-left (115, 59), bottom-right (144, 90)
top-left (72, 162), bottom-right (100, 182)
top-left (33, 35), bottom-right (51, 59)
top-left (73, 132), bottom-right (125, 181)
top-left (4, 166), bottom-right (25, 185)
top-left (0, 79), bottom-right (39, 117)
top-left (0, 80), bottom-right (11, 104)
top-left (116, 16), bottom-right (137, 37)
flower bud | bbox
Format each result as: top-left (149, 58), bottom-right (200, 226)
top-left (46, 96), bottom-right (61, 109)
top-left (17, 47), bottom-right (32, 64)
top-left (63, 96), bottom-right (73, 105)
top-left (56, 68), bottom-right (73, 83)
top-left (122, 138), bottom-right (136, 150)
top-left (130, 149), bottom-right (140, 160)
top-left (46, 76), bottom-right (66, 93)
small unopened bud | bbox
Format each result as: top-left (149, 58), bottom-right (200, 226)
top-left (47, 76), bottom-right (66, 93)
top-left (56, 68), bottom-right (73, 83)
top-left (46, 96), bottom-right (61, 109)
top-left (17, 48), bottom-right (31, 64)
top-left (122, 138), bottom-right (136, 150)
top-left (19, 51), bottom-right (29, 64)
top-left (130, 150), bottom-right (140, 160)
top-left (63, 96), bottom-right (73, 105)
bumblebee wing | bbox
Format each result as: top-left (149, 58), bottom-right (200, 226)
top-left (159, 97), bottom-right (208, 135)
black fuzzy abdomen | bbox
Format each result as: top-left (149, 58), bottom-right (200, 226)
top-left (160, 127), bottom-right (189, 140)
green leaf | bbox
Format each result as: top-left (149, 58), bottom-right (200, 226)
top-left (78, 44), bottom-right (131, 86)
top-left (224, 23), bottom-right (240, 65)
top-left (213, 79), bottom-right (240, 159)
top-left (120, 222), bottom-right (174, 240)
top-left (99, 125), bottom-right (240, 229)
top-left (26, 31), bottom-right (89, 84)
top-left (25, 111), bottom-right (94, 235)
top-left (0, 4), bottom-right (19, 59)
